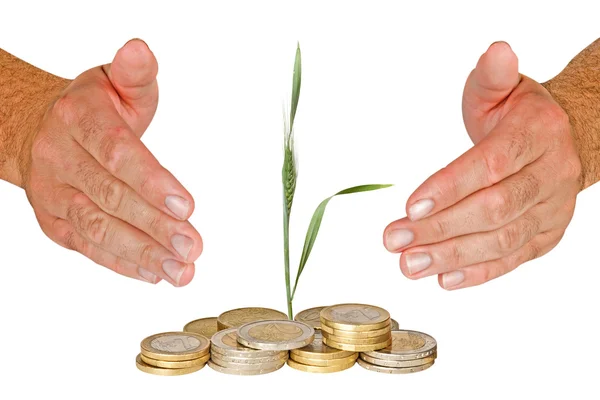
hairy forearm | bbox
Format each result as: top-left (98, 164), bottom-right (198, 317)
top-left (542, 39), bottom-right (600, 191)
top-left (0, 49), bottom-right (69, 187)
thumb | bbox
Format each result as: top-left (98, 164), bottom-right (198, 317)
top-left (103, 39), bottom-right (159, 136)
top-left (462, 41), bottom-right (520, 142)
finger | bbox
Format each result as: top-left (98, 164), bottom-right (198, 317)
top-left (64, 146), bottom-right (203, 263)
top-left (386, 158), bottom-right (557, 252)
top-left (102, 39), bottom-right (159, 136)
top-left (405, 100), bottom-right (554, 222)
top-left (462, 41), bottom-right (520, 140)
top-left (400, 199), bottom-right (571, 279)
top-left (46, 186), bottom-right (195, 287)
top-left (36, 212), bottom-right (161, 284)
top-left (66, 98), bottom-right (194, 221)
top-left (438, 229), bottom-right (564, 290)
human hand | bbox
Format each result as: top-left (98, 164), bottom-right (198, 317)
top-left (22, 40), bottom-right (202, 286)
top-left (384, 42), bottom-right (582, 290)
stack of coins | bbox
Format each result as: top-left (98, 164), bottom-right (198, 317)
top-left (136, 332), bottom-right (210, 376)
top-left (217, 307), bottom-right (288, 330)
top-left (208, 328), bottom-right (289, 375)
top-left (288, 333), bottom-right (358, 373)
top-left (295, 306), bottom-right (400, 332)
top-left (320, 304), bottom-right (392, 352)
top-left (357, 330), bottom-right (437, 374)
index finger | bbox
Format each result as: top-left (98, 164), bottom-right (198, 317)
top-left (405, 102), bottom-right (551, 221)
top-left (56, 91), bottom-right (194, 221)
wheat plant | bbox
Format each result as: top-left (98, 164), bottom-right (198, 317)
top-left (282, 43), bottom-right (392, 319)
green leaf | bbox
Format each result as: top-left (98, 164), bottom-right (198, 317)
top-left (291, 184), bottom-right (393, 299)
top-left (290, 43), bottom-right (302, 131)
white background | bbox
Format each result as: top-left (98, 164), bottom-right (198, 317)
top-left (1, 1), bottom-right (599, 399)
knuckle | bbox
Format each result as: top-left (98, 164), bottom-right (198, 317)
top-left (99, 126), bottom-right (131, 173)
top-left (86, 213), bottom-right (111, 245)
top-left (138, 244), bottom-right (156, 267)
top-left (485, 190), bottom-right (512, 226)
top-left (52, 94), bottom-right (77, 124)
top-left (496, 224), bottom-right (520, 253)
top-left (432, 218), bottom-right (451, 239)
top-left (541, 102), bottom-right (570, 136)
top-left (63, 230), bottom-right (79, 251)
top-left (481, 148), bottom-right (509, 184)
top-left (138, 173), bottom-right (156, 199)
top-left (78, 110), bottom-right (102, 147)
top-left (31, 133), bottom-right (54, 162)
top-left (98, 178), bottom-right (126, 213)
top-left (449, 243), bottom-right (463, 266)
top-left (146, 212), bottom-right (164, 237)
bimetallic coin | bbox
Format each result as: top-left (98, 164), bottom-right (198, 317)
top-left (322, 336), bottom-right (392, 352)
top-left (211, 328), bottom-right (281, 358)
top-left (207, 360), bottom-right (285, 376)
top-left (363, 330), bottom-right (437, 361)
top-left (320, 323), bottom-right (391, 338)
top-left (140, 353), bottom-right (210, 369)
top-left (287, 358), bottom-right (355, 373)
top-left (210, 351), bottom-right (288, 365)
top-left (135, 354), bottom-right (204, 376)
top-left (391, 319), bottom-right (400, 331)
top-left (321, 330), bottom-right (391, 345)
top-left (237, 320), bottom-right (315, 351)
top-left (183, 317), bottom-right (219, 339)
top-left (294, 306), bottom-right (326, 330)
top-left (141, 332), bottom-right (210, 361)
top-left (360, 353), bottom-right (436, 368)
top-left (211, 355), bottom-right (287, 371)
top-left (217, 307), bottom-right (288, 329)
top-left (357, 357), bottom-right (434, 374)
top-left (320, 304), bottom-right (390, 331)
top-left (290, 353), bottom-right (358, 367)
top-left (291, 334), bottom-right (356, 360)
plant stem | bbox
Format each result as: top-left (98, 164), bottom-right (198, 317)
top-left (283, 198), bottom-right (293, 319)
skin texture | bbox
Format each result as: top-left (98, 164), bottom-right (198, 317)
top-left (0, 40), bottom-right (202, 286)
top-left (384, 39), bottom-right (600, 290)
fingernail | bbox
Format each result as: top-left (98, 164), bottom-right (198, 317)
top-left (138, 268), bottom-right (158, 284)
top-left (171, 234), bottom-right (193, 260)
top-left (162, 260), bottom-right (185, 286)
top-left (442, 271), bottom-right (465, 288)
top-left (385, 229), bottom-right (414, 251)
top-left (408, 199), bottom-right (434, 221)
top-left (406, 252), bottom-right (432, 275)
top-left (165, 196), bottom-right (190, 220)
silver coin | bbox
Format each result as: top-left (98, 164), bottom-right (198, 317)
top-left (360, 353), bottom-right (436, 368)
top-left (211, 328), bottom-right (282, 358)
top-left (210, 355), bottom-right (287, 370)
top-left (207, 360), bottom-right (285, 375)
top-left (362, 330), bottom-right (437, 361)
top-left (237, 320), bottom-right (315, 351)
top-left (357, 357), bottom-right (434, 374)
top-left (210, 350), bottom-right (288, 365)
top-left (391, 319), bottom-right (400, 331)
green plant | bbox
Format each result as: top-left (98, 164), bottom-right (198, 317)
top-left (281, 43), bottom-right (392, 319)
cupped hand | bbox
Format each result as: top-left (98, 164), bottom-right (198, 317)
top-left (384, 42), bottom-right (582, 290)
top-left (23, 39), bottom-right (202, 286)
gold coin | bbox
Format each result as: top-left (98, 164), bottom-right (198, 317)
top-left (210, 328), bottom-right (282, 358)
top-left (217, 307), bottom-right (288, 329)
top-left (322, 335), bottom-right (392, 352)
top-left (294, 306), bottom-right (326, 330)
top-left (183, 317), bottom-right (219, 339)
top-left (322, 330), bottom-right (391, 345)
top-left (140, 353), bottom-right (210, 369)
top-left (211, 355), bottom-right (287, 371)
top-left (210, 350), bottom-right (288, 365)
top-left (207, 360), bottom-right (285, 376)
top-left (290, 352), bottom-right (358, 367)
top-left (140, 332), bottom-right (210, 362)
top-left (286, 358), bottom-right (356, 373)
top-left (362, 330), bottom-right (437, 361)
top-left (356, 357), bottom-right (434, 374)
top-left (291, 333), bottom-right (356, 360)
top-left (135, 354), bottom-right (204, 376)
top-left (391, 319), bottom-right (400, 330)
top-left (360, 353), bottom-right (436, 368)
top-left (321, 323), bottom-right (391, 338)
top-left (236, 320), bottom-right (315, 351)
top-left (320, 304), bottom-right (390, 331)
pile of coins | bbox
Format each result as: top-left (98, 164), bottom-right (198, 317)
top-left (136, 304), bottom-right (436, 376)
top-left (135, 332), bottom-right (210, 376)
top-left (319, 304), bottom-right (393, 352)
top-left (357, 330), bottom-right (437, 374)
